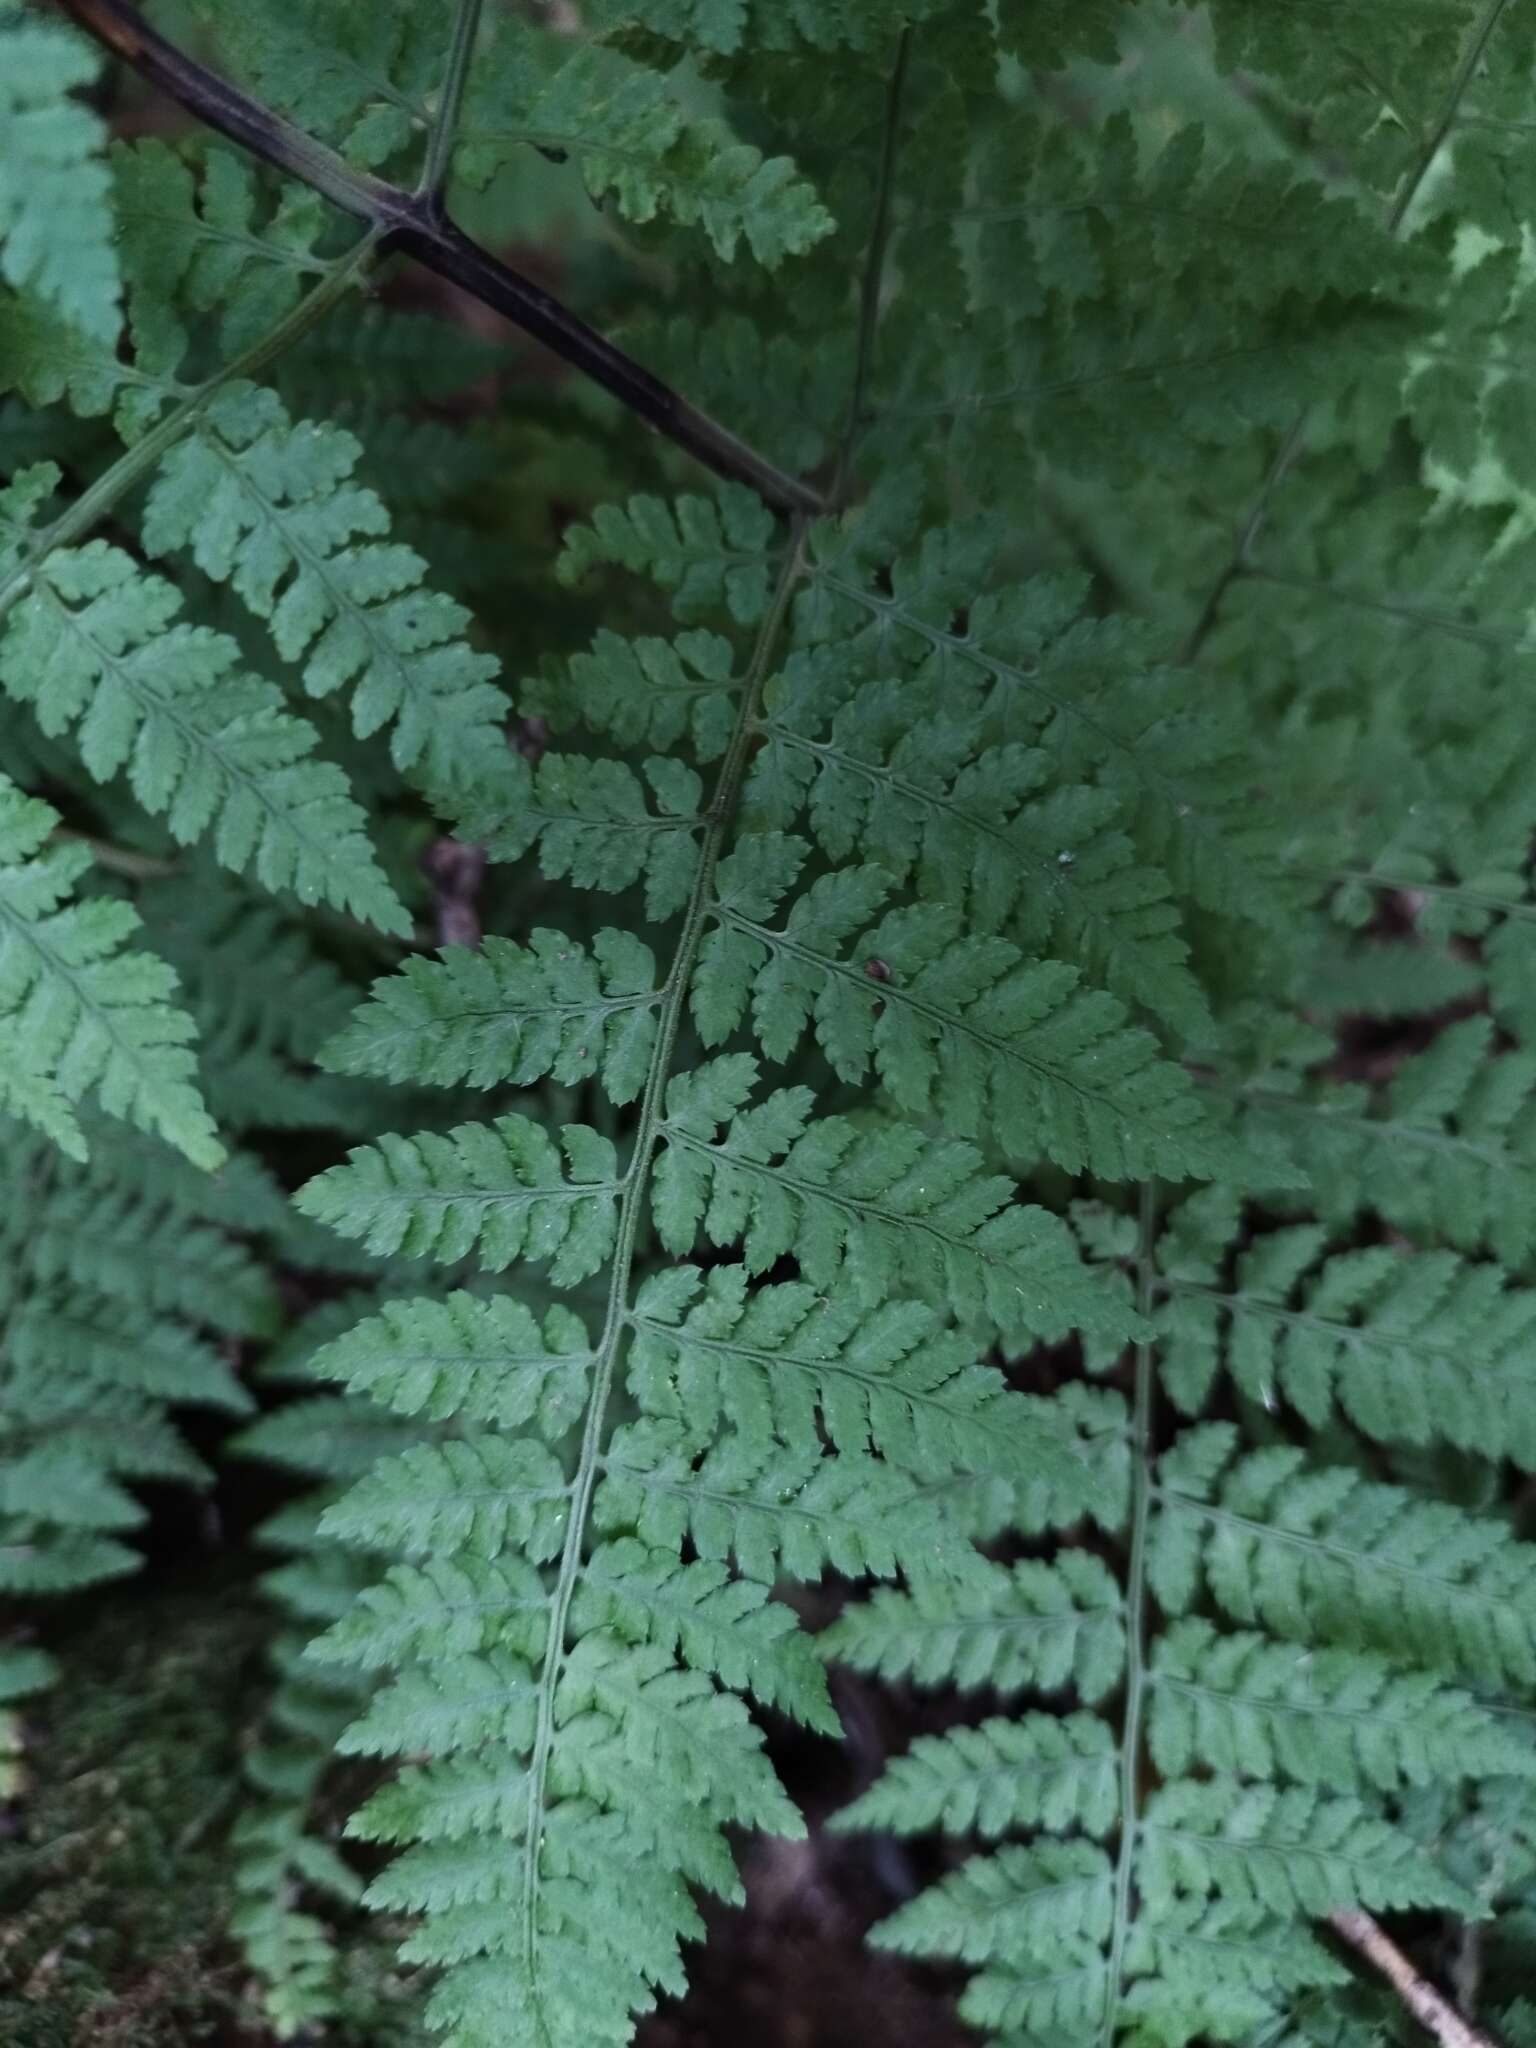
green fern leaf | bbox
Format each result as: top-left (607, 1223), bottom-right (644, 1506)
top-left (745, 650), bottom-right (1212, 1037)
top-left (0, 8), bottom-right (119, 342)
top-left (0, 778), bottom-right (220, 1165)
top-left (321, 1436), bottom-right (573, 1560)
top-left (698, 831), bottom-right (1229, 1179)
top-left (295, 1116), bottom-right (621, 1278)
top-left (656, 1053), bottom-right (1140, 1347)
top-left (597, 1417), bottom-right (974, 1584)
top-left (457, 33), bottom-right (832, 266)
top-left (307, 1292), bottom-right (594, 1436)
top-left (189, 0), bottom-right (439, 171)
top-left (585, 0), bottom-right (937, 54)
top-left (555, 627), bottom-right (742, 762)
top-left (113, 138), bottom-right (325, 365)
top-left (1238, 1014), bottom-right (1536, 1266)
top-left (625, 1261), bottom-right (1078, 1482)
top-left (1140, 1780), bottom-right (1474, 1917)
top-left (832, 1710), bottom-right (1119, 1839)
top-left (1158, 1191), bottom-right (1536, 1461)
top-left (0, 1125), bottom-right (257, 1626)
top-left (1152, 1425), bottom-right (1536, 1687)
top-left (466, 753), bottom-right (706, 923)
top-left (556, 487), bottom-right (780, 627)
top-left (0, 524), bottom-right (406, 933)
top-left (320, 930), bottom-right (660, 1103)
top-left (141, 383), bottom-right (508, 790)
top-left (821, 1552), bottom-right (1127, 1700)
top-left (1149, 1620), bottom-right (1536, 1793)
top-left (802, 534), bottom-right (1289, 925)
top-left (572, 1538), bottom-right (836, 1729)
top-left (309, 1552), bottom-right (552, 1673)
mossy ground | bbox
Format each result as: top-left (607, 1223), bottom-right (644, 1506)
top-left (0, 1587), bottom-right (412, 2048)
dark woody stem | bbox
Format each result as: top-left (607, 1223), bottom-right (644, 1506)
top-left (51, 0), bottom-right (826, 519)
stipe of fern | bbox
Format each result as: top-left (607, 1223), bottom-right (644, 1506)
top-left (289, 533), bottom-right (841, 2043)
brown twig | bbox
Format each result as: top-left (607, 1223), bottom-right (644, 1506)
top-left (1329, 1910), bottom-right (1500, 2048)
top-left (49, 0), bottom-right (824, 518)
top-left (420, 837), bottom-right (487, 950)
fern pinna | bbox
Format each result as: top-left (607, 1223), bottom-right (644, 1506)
top-left (7, 0), bottom-right (1536, 2044)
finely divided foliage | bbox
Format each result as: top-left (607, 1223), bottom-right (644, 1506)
top-left (7, 1), bottom-right (1536, 2046)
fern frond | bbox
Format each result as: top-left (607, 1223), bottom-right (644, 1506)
top-left (0, 514), bottom-right (407, 934)
top-left (310, 1552), bottom-right (554, 1673)
top-left (319, 930), bottom-right (661, 1103)
top-left (1139, 1779), bottom-right (1473, 1917)
top-left (0, 285), bottom-right (178, 432)
top-left (11, 1147), bottom-right (273, 1333)
top-left (142, 383), bottom-right (509, 790)
top-left (871, 1835), bottom-right (1114, 1966)
top-left (137, 869), bottom-right (382, 1136)
top-left (572, 1537), bottom-right (836, 1726)
top-left (625, 1261), bottom-right (1078, 1483)
top-left (0, 6), bottom-right (119, 342)
top-left (833, 1710), bottom-right (1119, 1839)
top-left (455, 31), bottom-right (832, 266)
top-left (307, 1293), bottom-right (594, 1436)
top-left (1157, 1189), bottom-right (1536, 1460)
top-left (1152, 1424), bottom-right (1536, 1688)
top-left (0, 777), bottom-right (220, 1165)
top-left (583, 0), bottom-right (940, 56)
top-left (744, 649), bottom-right (1212, 1037)
top-left (294, 1116), bottom-right (621, 1277)
top-left (0, 1125), bottom-right (257, 1619)
top-left (113, 138), bottom-right (325, 366)
top-left (189, 0), bottom-right (438, 171)
top-left (1149, 1620), bottom-right (1536, 1793)
top-left (596, 1417), bottom-right (975, 1584)
top-left (322, 1436), bottom-right (574, 1562)
top-left (655, 1053), bottom-right (1139, 1348)
top-left (697, 830), bottom-right (1229, 1179)
top-left (556, 486), bottom-right (782, 627)
top-left (821, 1552), bottom-right (1128, 1700)
top-left (173, 2), bottom-right (1504, 2035)
top-left (465, 750), bottom-right (708, 923)
top-left (804, 530), bottom-right (1291, 925)
top-left (1238, 1014), bottom-right (1536, 1267)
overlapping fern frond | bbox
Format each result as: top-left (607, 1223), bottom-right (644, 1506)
top-left (8, 1), bottom-right (1536, 2045)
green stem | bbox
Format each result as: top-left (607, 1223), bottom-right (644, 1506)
top-left (0, 231), bottom-right (383, 621)
top-left (832, 25), bottom-right (911, 504)
top-left (1101, 1178), bottom-right (1157, 2046)
top-left (53, 831), bottom-right (178, 881)
top-left (1385, 0), bottom-right (1511, 234)
top-left (517, 522), bottom-right (811, 2002)
top-left (419, 0), bottom-right (484, 202)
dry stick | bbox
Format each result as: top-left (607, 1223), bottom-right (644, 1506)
top-left (50, 0), bottom-right (824, 519)
top-left (1329, 1911), bottom-right (1499, 2048)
